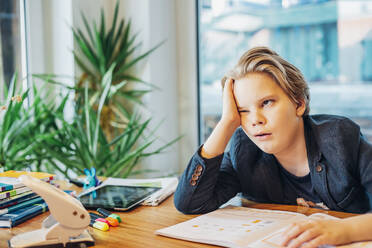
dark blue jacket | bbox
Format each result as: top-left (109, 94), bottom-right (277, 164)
top-left (174, 115), bottom-right (372, 214)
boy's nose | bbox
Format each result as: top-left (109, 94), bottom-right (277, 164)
top-left (250, 112), bottom-right (265, 126)
top-left (252, 120), bottom-right (264, 126)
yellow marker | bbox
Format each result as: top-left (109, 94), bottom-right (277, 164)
top-left (90, 219), bottom-right (109, 231)
top-left (252, 220), bottom-right (261, 223)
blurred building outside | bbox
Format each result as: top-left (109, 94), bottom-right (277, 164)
top-left (0, 0), bottom-right (22, 101)
top-left (199, 0), bottom-right (372, 143)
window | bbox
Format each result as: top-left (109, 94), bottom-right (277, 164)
top-left (198, 0), bottom-right (372, 143)
top-left (0, 0), bottom-right (24, 99)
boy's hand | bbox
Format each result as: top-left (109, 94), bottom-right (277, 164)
top-left (221, 78), bottom-right (240, 129)
top-left (280, 219), bottom-right (351, 248)
top-left (200, 78), bottom-right (241, 158)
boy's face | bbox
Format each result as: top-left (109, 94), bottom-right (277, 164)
top-left (234, 72), bottom-right (305, 155)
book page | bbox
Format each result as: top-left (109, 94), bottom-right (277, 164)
top-left (156, 206), bottom-right (306, 248)
top-left (253, 227), bottom-right (372, 248)
top-left (252, 212), bottom-right (372, 248)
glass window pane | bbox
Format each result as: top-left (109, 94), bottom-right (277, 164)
top-left (0, 0), bottom-right (22, 100)
top-left (198, 0), bottom-right (372, 143)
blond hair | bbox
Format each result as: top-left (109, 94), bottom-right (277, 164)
top-left (222, 46), bottom-right (310, 115)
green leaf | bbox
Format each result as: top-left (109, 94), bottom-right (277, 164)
top-left (116, 41), bottom-right (165, 75)
top-left (114, 32), bottom-right (139, 68)
top-left (73, 54), bottom-right (98, 81)
top-left (108, 139), bottom-right (154, 177)
top-left (6, 73), bottom-right (17, 103)
top-left (116, 91), bottom-right (144, 105)
top-left (100, 8), bottom-right (105, 42)
top-left (33, 74), bottom-right (78, 90)
top-left (105, 1), bottom-right (120, 59)
top-left (111, 19), bottom-right (125, 56)
top-left (151, 135), bottom-right (183, 154)
top-left (73, 28), bottom-right (100, 70)
top-left (76, 28), bottom-right (99, 68)
top-left (92, 23), bottom-right (106, 75)
top-left (122, 118), bottom-right (150, 153)
top-left (108, 80), bottom-right (128, 98)
top-left (119, 19), bottom-right (132, 53)
top-left (84, 83), bottom-right (92, 152)
top-left (92, 64), bottom-right (114, 156)
top-left (107, 124), bottom-right (136, 147)
top-left (81, 12), bottom-right (95, 43)
top-left (113, 74), bottom-right (159, 90)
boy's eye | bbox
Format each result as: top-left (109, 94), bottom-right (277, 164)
top-left (238, 110), bottom-right (249, 114)
top-left (262, 99), bottom-right (274, 107)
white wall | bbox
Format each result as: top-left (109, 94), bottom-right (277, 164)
top-left (175, 0), bottom-right (199, 173)
top-left (26, 0), bottom-right (198, 177)
top-left (27, 0), bottom-right (74, 84)
top-left (27, 0), bottom-right (75, 124)
top-left (118, 0), bottom-right (199, 175)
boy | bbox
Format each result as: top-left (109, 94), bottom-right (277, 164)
top-left (174, 47), bottom-right (372, 248)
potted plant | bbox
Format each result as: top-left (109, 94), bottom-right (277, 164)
top-left (36, 1), bottom-right (163, 138)
top-left (40, 67), bottom-right (179, 178)
top-left (0, 74), bottom-right (67, 173)
top-left (30, 1), bottom-right (179, 179)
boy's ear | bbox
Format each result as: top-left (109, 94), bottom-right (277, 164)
top-left (296, 99), bottom-right (306, 117)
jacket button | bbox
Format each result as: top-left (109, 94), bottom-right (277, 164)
top-left (196, 165), bottom-right (203, 172)
top-left (192, 174), bottom-right (199, 180)
top-left (316, 165), bottom-right (323, 172)
top-left (195, 170), bottom-right (202, 176)
top-left (190, 180), bottom-right (196, 186)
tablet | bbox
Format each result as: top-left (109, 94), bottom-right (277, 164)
top-left (78, 185), bottom-right (160, 211)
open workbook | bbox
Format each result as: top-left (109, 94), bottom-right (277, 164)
top-left (156, 206), bottom-right (372, 248)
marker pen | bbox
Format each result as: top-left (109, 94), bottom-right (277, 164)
top-left (90, 212), bottom-right (119, 227)
top-left (95, 218), bottom-right (110, 225)
top-left (97, 208), bottom-right (122, 223)
top-left (89, 218), bottom-right (109, 231)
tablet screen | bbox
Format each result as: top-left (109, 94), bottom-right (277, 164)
top-left (78, 185), bottom-right (160, 211)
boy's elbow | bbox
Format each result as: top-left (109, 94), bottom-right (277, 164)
top-left (174, 192), bottom-right (214, 214)
top-left (174, 202), bottom-right (190, 214)
top-left (173, 191), bottom-right (192, 214)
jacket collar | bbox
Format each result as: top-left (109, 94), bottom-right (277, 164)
top-left (261, 116), bottom-right (322, 203)
top-left (303, 115), bottom-right (323, 168)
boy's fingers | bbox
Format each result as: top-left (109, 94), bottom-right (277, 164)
top-left (280, 223), bottom-right (304, 246)
top-left (228, 78), bottom-right (234, 89)
top-left (223, 78), bottom-right (232, 92)
top-left (224, 78), bottom-right (235, 97)
top-left (301, 236), bottom-right (326, 248)
top-left (287, 230), bottom-right (318, 248)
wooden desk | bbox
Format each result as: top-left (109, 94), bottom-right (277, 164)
top-left (0, 192), bottom-right (357, 248)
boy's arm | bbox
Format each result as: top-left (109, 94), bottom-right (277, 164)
top-left (201, 78), bottom-right (240, 158)
top-left (173, 143), bottom-right (241, 214)
top-left (174, 78), bottom-right (242, 214)
top-left (357, 137), bottom-right (372, 197)
top-left (342, 213), bottom-right (372, 242)
top-left (279, 213), bottom-right (372, 248)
